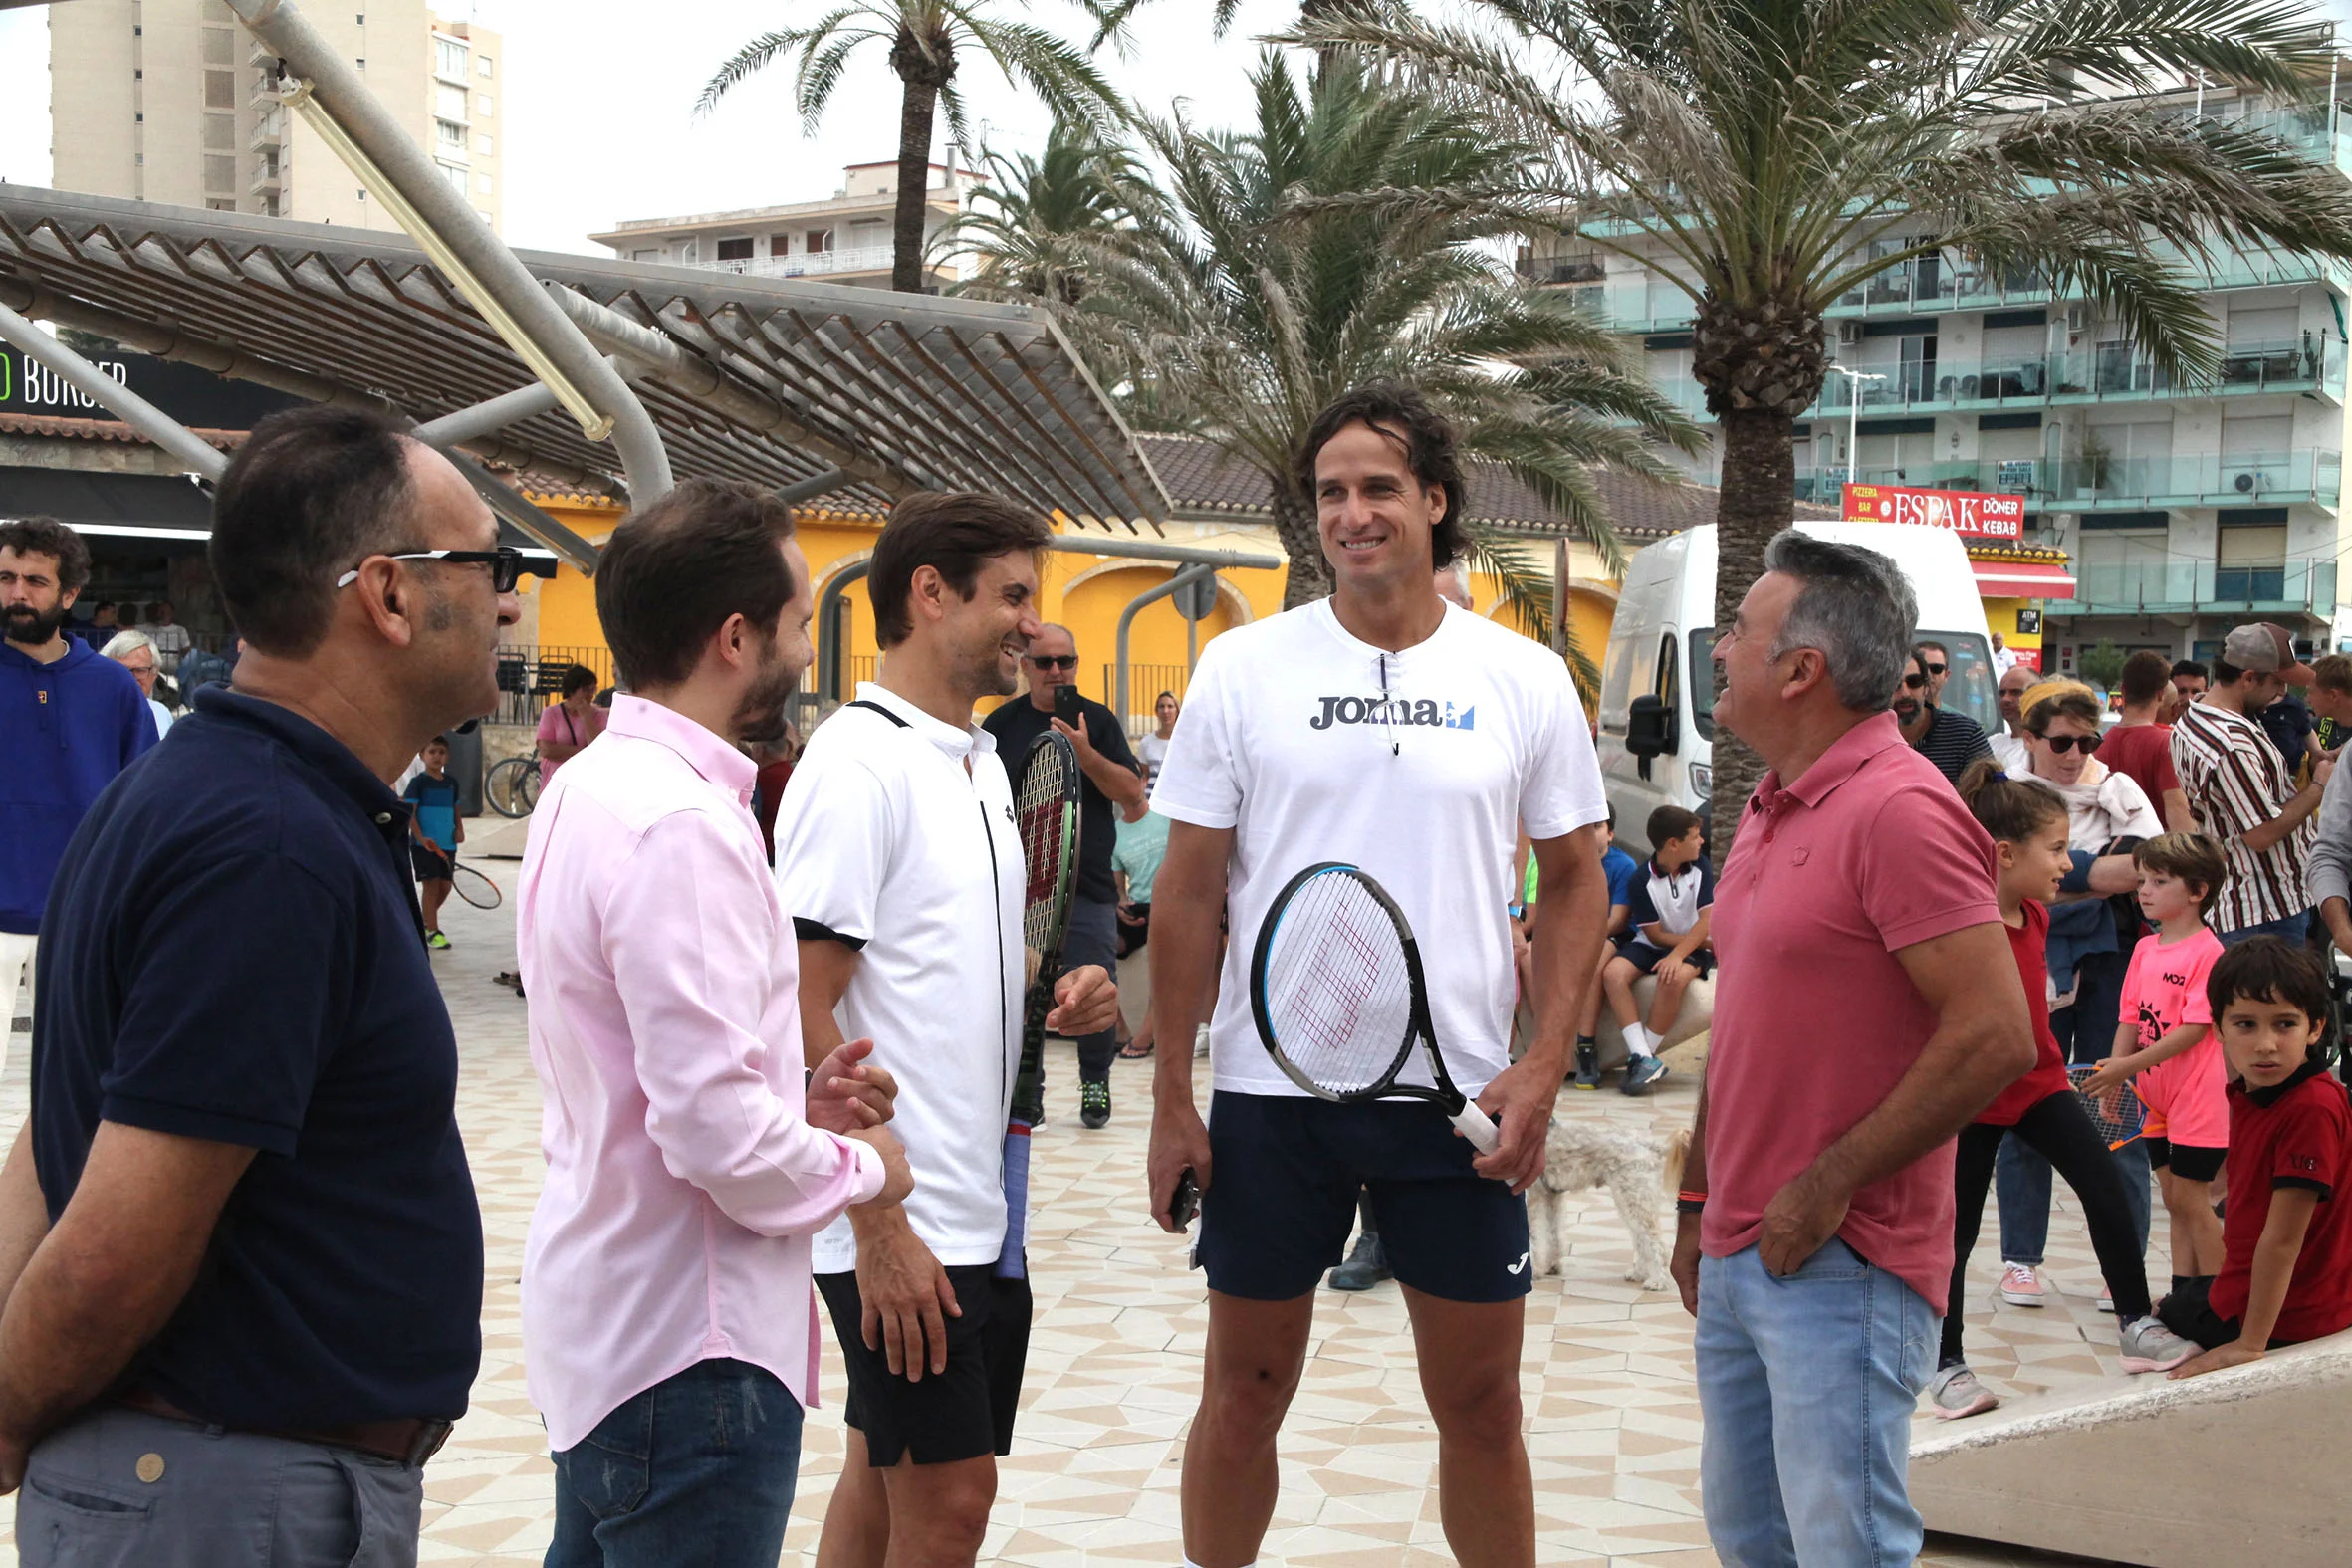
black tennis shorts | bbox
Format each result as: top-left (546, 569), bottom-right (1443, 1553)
top-left (1199, 1091), bottom-right (1530, 1303)
top-left (2146, 1137), bottom-right (2226, 1183)
top-left (816, 1263), bottom-right (1033, 1466)
top-left (409, 842), bottom-right (453, 882)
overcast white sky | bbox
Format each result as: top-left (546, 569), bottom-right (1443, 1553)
top-left (0, 0), bottom-right (1320, 255)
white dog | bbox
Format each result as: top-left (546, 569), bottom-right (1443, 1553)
top-left (1526, 1118), bottom-right (1693, 1291)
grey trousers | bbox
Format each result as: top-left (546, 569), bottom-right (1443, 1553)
top-left (16, 1405), bottom-right (424, 1567)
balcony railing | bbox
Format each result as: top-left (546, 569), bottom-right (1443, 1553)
top-left (712, 246), bottom-right (899, 279)
top-left (2046, 560), bottom-right (2338, 618)
top-left (1804, 337), bottom-right (2345, 415)
top-left (1840, 449), bottom-right (2342, 508)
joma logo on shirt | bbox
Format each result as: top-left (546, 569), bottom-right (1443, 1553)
top-left (1308, 696), bottom-right (1476, 731)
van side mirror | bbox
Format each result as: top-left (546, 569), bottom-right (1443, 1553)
top-left (1626, 693), bottom-right (1677, 760)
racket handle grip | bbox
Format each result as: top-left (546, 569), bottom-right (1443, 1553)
top-left (1450, 1100), bottom-right (1500, 1154)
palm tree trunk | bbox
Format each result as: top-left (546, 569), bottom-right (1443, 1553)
top-left (889, 70), bottom-right (942, 294)
top-left (1271, 482), bottom-right (1330, 608)
top-left (1708, 407), bottom-right (1796, 854)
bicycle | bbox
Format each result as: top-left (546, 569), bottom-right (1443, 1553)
top-left (484, 754), bottom-right (543, 818)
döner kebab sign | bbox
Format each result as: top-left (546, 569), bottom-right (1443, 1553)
top-left (1840, 482), bottom-right (2025, 540)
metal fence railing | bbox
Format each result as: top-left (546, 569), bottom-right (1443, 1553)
top-left (492, 644), bottom-right (618, 728)
top-left (1104, 663), bottom-right (1189, 737)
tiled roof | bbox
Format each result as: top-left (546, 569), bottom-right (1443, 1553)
top-left (1136, 434), bottom-right (1829, 540)
top-left (0, 413), bottom-right (244, 449)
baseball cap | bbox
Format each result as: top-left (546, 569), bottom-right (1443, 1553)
top-left (2221, 622), bottom-right (2315, 683)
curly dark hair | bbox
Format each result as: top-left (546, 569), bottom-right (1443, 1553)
top-left (0, 516), bottom-right (93, 594)
top-left (1292, 380), bottom-right (1466, 570)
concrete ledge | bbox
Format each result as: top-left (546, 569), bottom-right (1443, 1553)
top-left (1909, 1331), bottom-right (2352, 1566)
top-left (1594, 974), bottom-right (1714, 1071)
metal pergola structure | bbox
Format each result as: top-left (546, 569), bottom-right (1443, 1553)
top-left (0, 0), bottom-right (1171, 575)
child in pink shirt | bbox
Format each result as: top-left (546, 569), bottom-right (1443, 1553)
top-left (2081, 833), bottom-right (2229, 1294)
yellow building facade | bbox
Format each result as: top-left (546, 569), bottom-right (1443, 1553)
top-left (516, 492), bottom-right (1623, 718)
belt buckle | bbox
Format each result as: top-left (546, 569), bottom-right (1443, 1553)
top-left (405, 1419), bottom-right (454, 1467)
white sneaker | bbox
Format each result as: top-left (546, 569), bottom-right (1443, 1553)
top-left (2119, 1316), bottom-right (2197, 1374)
top-left (1193, 1023), bottom-right (1211, 1058)
top-left (2097, 1292), bottom-right (2115, 1313)
top-left (1927, 1363), bottom-right (2000, 1421)
top-left (1999, 1263), bottom-right (2045, 1306)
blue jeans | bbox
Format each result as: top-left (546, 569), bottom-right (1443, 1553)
top-left (2220, 910), bottom-right (2310, 947)
top-left (1697, 1240), bottom-right (1937, 1568)
top-left (547, 1358), bottom-right (804, 1568)
top-left (1998, 1132), bottom-right (2151, 1267)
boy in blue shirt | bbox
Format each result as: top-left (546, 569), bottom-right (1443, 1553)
top-left (402, 734), bottom-right (463, 949)
top-left (1570, 807), bottom-right (1647, 1088)
top-left (1594, 804), bottom-right (1716, 1095)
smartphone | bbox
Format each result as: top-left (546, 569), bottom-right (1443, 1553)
top-left (1055, 683), bottom-right (1085, 727)
top-left (1170, 1168), bottom-right (1201, 1231)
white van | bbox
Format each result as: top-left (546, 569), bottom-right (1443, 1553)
top-left (1594, 521), bottom-right (2001, 856)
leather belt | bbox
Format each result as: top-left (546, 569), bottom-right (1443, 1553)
top-left (116, 1388), bottom-right (453, 1468)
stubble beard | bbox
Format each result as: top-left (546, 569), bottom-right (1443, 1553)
top-left (732, 637), bottom-right (804, 749)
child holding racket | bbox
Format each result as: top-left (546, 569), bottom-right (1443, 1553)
top-left (402, 732), bottom-right (461, 950)
top-left (1928, 763), bottom-right (2195, 1420)
top-left (2164, 938), bottom-right (2352, 1374)
top-left (2078, 834), bottom-right (2230, 1298)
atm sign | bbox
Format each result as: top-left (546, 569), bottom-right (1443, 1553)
top-left (1840, 482), bottom-right (2024, 540)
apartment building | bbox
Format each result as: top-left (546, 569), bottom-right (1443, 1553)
top-left (589, 161), bottom-right (970, 291)
top-left (49, 0), bottom-right (503, 234)
top-left (1532, 85), bottom-right (2352, 668)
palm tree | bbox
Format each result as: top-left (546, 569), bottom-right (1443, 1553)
top-left (1296, 0), bottom-right (2352, 841)
top-left (932, 118), bottom-right (1162, 301)
top-left (696, 3), bottom-right (1127, 294)
top-left (1052, 52), bottom-right (1701, 648)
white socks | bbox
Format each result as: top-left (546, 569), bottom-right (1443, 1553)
top-left (1626, 1023), bottom-right (1659, 1058)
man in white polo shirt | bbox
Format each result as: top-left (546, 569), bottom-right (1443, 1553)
top-left (778, 491), bottom-right (1120, 1567)
top-left (1146, 382), bottom-right (1613, 1567)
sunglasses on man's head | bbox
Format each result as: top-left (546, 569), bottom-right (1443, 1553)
top-left (2035, 732), bottom-right (2103, 754)
top-left (1027, 653), bottom-right (1078, 670)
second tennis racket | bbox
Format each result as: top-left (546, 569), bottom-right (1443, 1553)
top-left (1251, 861), bottom-right (1499, 1153)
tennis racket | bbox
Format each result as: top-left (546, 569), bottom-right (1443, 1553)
top-left (2069, 1063), bottom-right (2148, 1151)
top-left (1251, 862), bottom-right (1499, 1153)
top-left (451, 861), bottom-right (502, 910)
top-left (996, 730), bottom-right (1080, 1282)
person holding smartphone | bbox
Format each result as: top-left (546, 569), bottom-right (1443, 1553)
top-left (982, 623), bottom-right (1147, 1128)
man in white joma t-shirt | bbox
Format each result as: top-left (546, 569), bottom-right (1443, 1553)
top-left (778, 491), bottom-right (1120, 1567)
top-left (1147, 382), bottom-right (1614, 1568)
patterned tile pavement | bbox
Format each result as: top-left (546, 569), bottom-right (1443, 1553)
top-left (0, 836), bottom-right (2147, 1565)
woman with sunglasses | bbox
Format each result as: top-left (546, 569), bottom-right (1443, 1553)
top-left (1990, 681), bottom-right (2167, 1308)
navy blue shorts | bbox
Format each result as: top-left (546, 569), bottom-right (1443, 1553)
top-left (1613, 938), bottom-right (1714, 979)
top-left (1199, 1091), bottom-right (1530, 1303)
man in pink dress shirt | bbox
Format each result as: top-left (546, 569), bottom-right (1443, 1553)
top-left (519, 479), bottom-right (913, 1567)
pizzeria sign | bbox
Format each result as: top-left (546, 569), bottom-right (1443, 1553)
top-left (1840, 482), bottom-right (2024, 540)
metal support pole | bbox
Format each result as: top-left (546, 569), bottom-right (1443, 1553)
top-left (777, 467), bottom-right (854, 505)
top-left (817, 560), bottom-right (874, 704)
top-left (227, 0), bottom-right (672, 502)
top-left (0, 301), bottom-right (227, 481)
top-left (411, 381), bottom-right (561, 448)
top-left (1114, 563), bottom-right (1217, 729)
top-left (1048, 536), bottom-right (1283, 571)
top-left (436, 448), bottom-right (603, 574)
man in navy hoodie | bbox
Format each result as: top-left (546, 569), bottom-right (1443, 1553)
top-left (0, 517), bottom-right (154, 1057)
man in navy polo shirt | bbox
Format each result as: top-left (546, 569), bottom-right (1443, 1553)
top-left (0, 407), bottom-right (517, 1567)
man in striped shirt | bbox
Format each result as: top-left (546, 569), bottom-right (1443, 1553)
top-left (2171, 622), bottom-right (2333, 944)
top-left (1893, 646), bottom-right (1992, 784)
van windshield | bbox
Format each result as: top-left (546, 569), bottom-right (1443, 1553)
top-left (1689, 629), bottom-right (1999, 740)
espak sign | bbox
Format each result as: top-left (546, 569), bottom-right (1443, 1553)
top-left (1840, 482), bottom-right (2024, 540)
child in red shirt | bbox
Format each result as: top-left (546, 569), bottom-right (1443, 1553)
top-left (2080, 834), bottom-right (2229, 1294)
top-left (1930, 765), bottom-right (2196, 1420)
top-left (2165, 938), bottom-right (2352, 1373)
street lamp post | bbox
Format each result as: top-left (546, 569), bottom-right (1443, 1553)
top-left (1824, 364), bottom-right (1887, 499)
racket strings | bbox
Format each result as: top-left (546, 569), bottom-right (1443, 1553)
top-left (1015, 752), bottom-right (1074, 953)
top-left (1263, 873), bottom-right (1414, 1095)
top-left (2069, 1065), bottom-right (2145, 1146)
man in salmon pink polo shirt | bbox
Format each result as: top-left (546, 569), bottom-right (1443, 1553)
top-left (1670, 530), bottom-right (2034, 1568)
top-left (520, 480), bottom-right (913, 1568)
